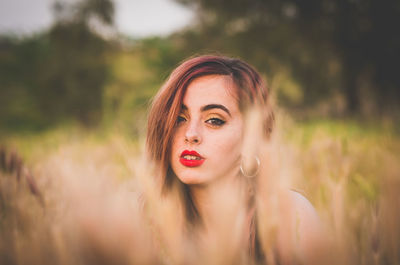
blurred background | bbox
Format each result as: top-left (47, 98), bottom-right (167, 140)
top-left (1, 1), bottom-right (400, 264)
top-left (1, 0), bottom-right (399, 133)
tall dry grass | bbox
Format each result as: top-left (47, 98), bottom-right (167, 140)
top-left (0, 114), bottom-right (399, 265)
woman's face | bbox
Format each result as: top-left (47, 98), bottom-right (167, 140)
top-left (170, 75), bottom-right (244, 186)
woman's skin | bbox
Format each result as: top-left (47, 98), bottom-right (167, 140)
top-left (170, 75), bottom-right (243, 187)
top-left (170, 75), bottom-right (245, 233)
top-left (170, 74), bottom-right (328, 264)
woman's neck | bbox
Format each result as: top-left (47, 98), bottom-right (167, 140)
top-left (187, 174), bottom-right (254, 261)
top-left (189, 174), bottom-right (248, 233)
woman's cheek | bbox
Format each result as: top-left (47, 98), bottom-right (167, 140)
top-left (215, 130), bottom-right (242, 158)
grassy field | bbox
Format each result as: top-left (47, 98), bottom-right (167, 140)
top-left (1, 116), bottom-right (399, 264)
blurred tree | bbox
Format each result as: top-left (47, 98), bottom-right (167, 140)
top-left (139, 37), bottom-right (185, 78)
top-left (175, 0), bottom-right (400, 115)
top-left (0, 0), bottom-right (115, 131)
top-left (40, 0), bottom-right (114, 125)
top-left (0, 36), bottom-right (49, 130)
top-left (53, 0), bottom-right (114, 25)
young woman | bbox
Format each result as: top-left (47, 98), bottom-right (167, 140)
top-left (146, 55), bottom-right (327, 264)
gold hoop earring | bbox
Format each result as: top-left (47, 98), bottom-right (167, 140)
top-left (240, 156), bottom-right (260, 178)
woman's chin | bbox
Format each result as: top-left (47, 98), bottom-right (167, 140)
top-left (177, 174), bottom-right (208, 186)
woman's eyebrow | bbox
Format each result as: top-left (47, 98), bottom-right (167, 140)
top-left (181, 104), bottom-right (232, 117)
top-left (201, 104), bottom-right (231, 117)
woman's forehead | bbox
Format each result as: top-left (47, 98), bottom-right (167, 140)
top-left (182, 75), bottom-right (239, 109)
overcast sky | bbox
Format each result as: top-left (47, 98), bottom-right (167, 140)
top-left (0, 0), bottom-right (195, 37)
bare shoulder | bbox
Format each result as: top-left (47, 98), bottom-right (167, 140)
top-left (288, 190), bottom-right (321, 227)
top-left (276, 190), bottom-right (332, 265)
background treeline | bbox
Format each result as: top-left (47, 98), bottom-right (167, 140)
top-left (1, 0), bottom-right (399, 132)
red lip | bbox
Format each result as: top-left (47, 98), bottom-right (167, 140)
top-left (179, 150), bottom-right (205, 167)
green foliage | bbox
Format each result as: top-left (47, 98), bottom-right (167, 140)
top-left (0, 35), bottom-right (50, 130)
top-left (0, 0), bottom-right (114, 131)
top-left (102, 47), bottom-right (163, 136)
top-left (38, 22), bottom-right (109, 125)
top-left (174, 0), bottom-right (400, 115)
top-left (138, 37), bottom-right (189, 79)
top-left (2, 0), bottom-right (399, 133)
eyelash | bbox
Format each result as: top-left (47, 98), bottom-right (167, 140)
top-left (176, 116), bottom-right (226, 127)
top-left (177, 116), bottom-right (186, 124)
top-left (206, 118), bottom-right (225, 126)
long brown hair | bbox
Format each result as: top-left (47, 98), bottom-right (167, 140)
top-left (146, 55), bottom-right (273, 223)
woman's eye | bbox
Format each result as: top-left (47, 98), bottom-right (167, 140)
top-left (177, 115), bottom-right (186, 124)
top-left (206, 118), bottom-right (225, 126)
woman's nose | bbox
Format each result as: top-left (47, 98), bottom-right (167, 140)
top-left (184, 121), bottom-right (202, 144)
